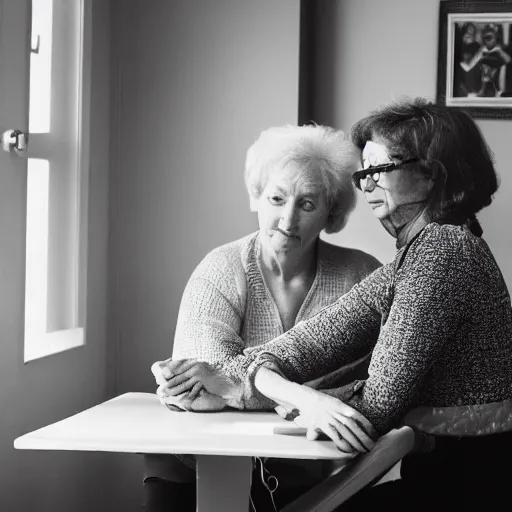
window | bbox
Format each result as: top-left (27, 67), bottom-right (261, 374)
top-left (24, 0), bottom-right (92, 362)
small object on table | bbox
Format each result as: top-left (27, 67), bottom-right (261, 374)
top-left (273, 426), bottom-right (331, 441)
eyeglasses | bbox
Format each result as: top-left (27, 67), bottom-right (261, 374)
top-left (352, 158), bottom-right (419, 191)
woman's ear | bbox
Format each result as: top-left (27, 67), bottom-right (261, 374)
top-left (427, 173), bottom-right (436, 192)
top-left (249, 194), bottom-right (258, 212)
top-left (419, 161), bottom-right (437, 193)
top-left (427, 163), bottom-right (443, 192)
top-left (324, 212), bottom-right (334, 232)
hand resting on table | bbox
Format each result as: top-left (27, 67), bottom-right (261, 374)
top-left (151, 358), bottom-right (378, 456)
top-left (151, 359), bottom-right (229, 412)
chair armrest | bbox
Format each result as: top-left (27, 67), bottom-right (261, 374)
top-left (281, 426), bottom-right (415, 512)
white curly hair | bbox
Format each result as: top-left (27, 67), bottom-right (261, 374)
top-left (244, 124), bottom-right (359, 233)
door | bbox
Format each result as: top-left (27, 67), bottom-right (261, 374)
top-left (0, 0), bottom-right (32, 505)
top-left (0, 4), bottom-right (30, 375)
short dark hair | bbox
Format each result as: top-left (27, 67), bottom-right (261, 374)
top-left (350, 98), bottom-right (499, 236)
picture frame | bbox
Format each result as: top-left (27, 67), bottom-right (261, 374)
top-left (437, 1), bottom-right (512, 118)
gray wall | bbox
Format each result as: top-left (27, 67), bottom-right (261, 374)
top-left (108, 1), bottom-right (301, 507)
top-left (316, 0), bottom-right (512, 293)
top-left (109, 0), bottom-right (301, 395)
top-left (1, 1), bottom-right (116, 511)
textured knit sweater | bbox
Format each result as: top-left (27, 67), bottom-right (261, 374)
top-left (230, 223), bottom-right (512, 435)
top-left (172, 231), bottom-right (381, 394)
top-left (148, 233), bottom-right (380, 480)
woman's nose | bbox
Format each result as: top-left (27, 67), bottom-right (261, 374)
top-left (361, 175), bottom-right (377, 192)
top-left (279, 203), bottom-right (299, 231)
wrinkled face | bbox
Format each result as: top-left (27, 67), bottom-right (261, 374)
top-left (253, 161), bottom-right (330, 256)
top-left (359, 139), bottom-right (432, 223)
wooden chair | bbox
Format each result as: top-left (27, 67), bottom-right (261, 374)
top-left (281, 426), bottom-right (415, 512)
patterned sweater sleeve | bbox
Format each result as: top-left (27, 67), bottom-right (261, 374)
top-left (236, 228), bottom-right (472, 422)
top-left (343, 231), bottom-right (470, 433)
top-left (225, 263), bottom-right (393, 408)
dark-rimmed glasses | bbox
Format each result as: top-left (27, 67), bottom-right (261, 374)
top-left (352, 158), bottom-right (419, 191)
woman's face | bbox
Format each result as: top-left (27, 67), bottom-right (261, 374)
top-left (254, 162), bottom-right (330, 256)
top-left (360, 139), bottom-right (432, 224)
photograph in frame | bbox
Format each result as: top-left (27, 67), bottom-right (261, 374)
top-left (437, 1), bottom-right (512, 118)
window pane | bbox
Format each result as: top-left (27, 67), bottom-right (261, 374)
top-left (29, 0), bottom-right (53, 133)
top-left (25, 159), bottom-right (50, 340)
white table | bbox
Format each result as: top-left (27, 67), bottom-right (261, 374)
top-left (14, 392), bottom-right (354, 512)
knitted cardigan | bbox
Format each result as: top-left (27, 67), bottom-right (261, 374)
top-left (172, 231), bottom-right (381, 398)
top-left (230, 223), bottom-right (512, 435)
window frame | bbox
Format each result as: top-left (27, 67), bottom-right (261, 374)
top-left (24, 0), bottom-right (92, 362)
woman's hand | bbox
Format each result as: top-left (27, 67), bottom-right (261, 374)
top-left (274, 404), bottom-right (300, 420)
top-left (153, 365), bottom-right (229, 412)
top-left (151, 358), bottom-right (199, 387)
top-left (152, 358), bottom-right (239, 400)
top-left (179, 390), bottom-right (229, 411)
top-left (294, 387), bottom-right (378, 454)
top-left (252, 367), bottom-right (377, 454)
top-left (157, 384), bottom-right (229, 412)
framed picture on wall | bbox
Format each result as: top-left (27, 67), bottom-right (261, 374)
top-left (437, 1), bottom-right (512, 118)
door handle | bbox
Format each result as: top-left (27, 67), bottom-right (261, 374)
top-left (2, 129), bottom-right (28, 155)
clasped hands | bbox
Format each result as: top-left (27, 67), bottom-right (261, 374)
top-left (151, 358), bottom-right (377, 456)
top-left (151, 358), bottom-right (239, 411)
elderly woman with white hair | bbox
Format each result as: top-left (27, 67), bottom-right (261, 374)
top-left (145, 124), bottom-right (381, 512)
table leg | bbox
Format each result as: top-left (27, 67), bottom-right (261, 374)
top-left (196, 455), bottom-right (252, 512)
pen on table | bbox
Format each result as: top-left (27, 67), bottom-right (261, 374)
top-left (273, 426), bottom-right (330, 440)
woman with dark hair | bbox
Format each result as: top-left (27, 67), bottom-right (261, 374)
top-left (158, 98), bottom-right (512, 509)
top-left (349, 96), bottom-right (498, 237)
